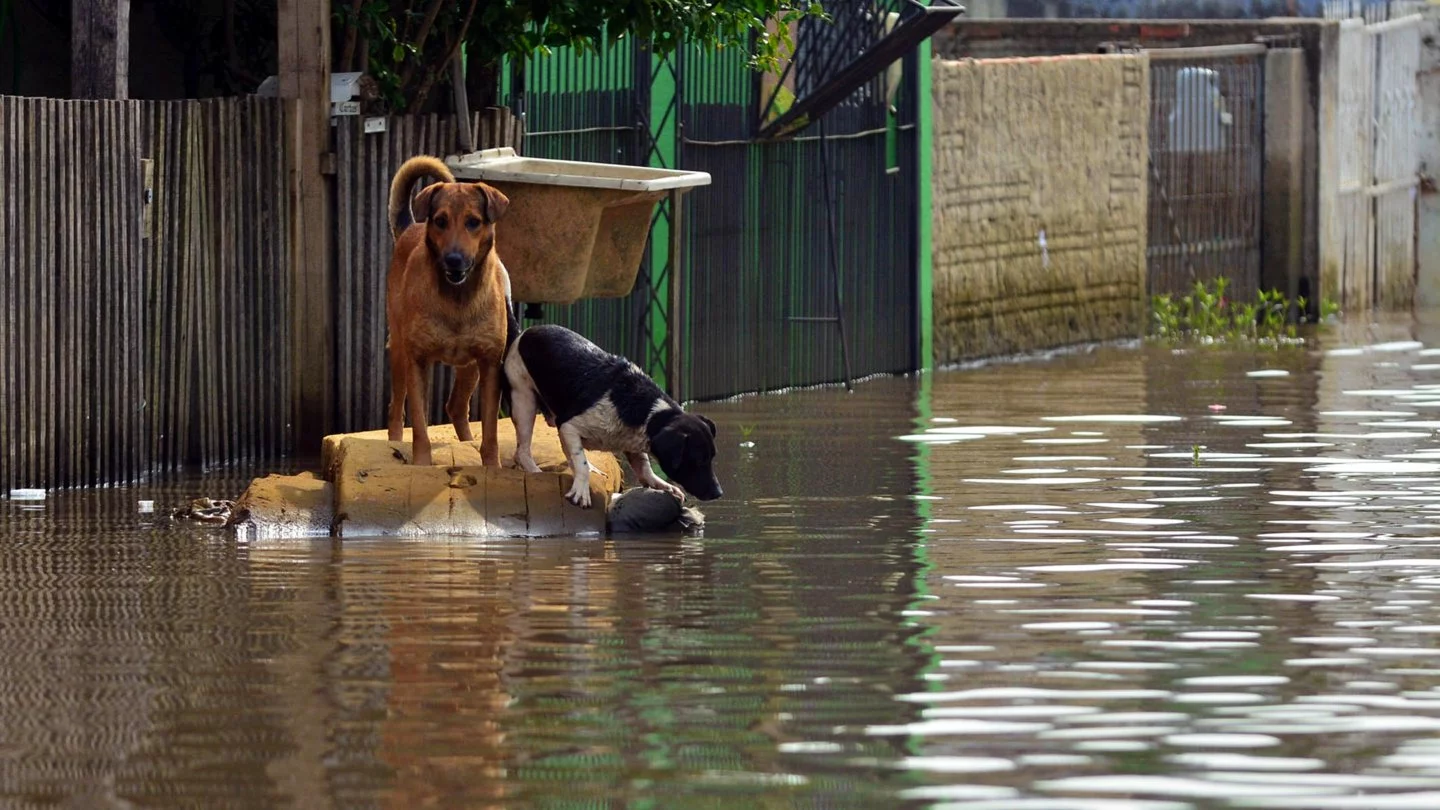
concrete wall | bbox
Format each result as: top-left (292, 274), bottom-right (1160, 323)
top-left (931, 54), bottom-right (1149, 365)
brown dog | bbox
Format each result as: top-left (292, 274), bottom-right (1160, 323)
top-left (386, 155), bottom-right (511, 467)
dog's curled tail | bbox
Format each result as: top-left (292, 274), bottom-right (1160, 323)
top-left (388, 155), bottom-right (454, 239)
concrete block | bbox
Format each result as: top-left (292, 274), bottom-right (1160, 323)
top-left (230, 472), bottom-right (334, 540)
top-left (245, 420), bottom-right (621, 539)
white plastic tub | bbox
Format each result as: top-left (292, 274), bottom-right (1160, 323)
top-left (447, 148), bottom-right (712, 304)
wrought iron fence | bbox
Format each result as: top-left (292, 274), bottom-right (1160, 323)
top-left (1145, 47), bottom-right (1265, 301)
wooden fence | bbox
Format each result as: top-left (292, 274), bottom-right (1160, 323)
top-left (0, 94), bottom-right (523, 491)
top-left (1, 97), bottom-right (149, 488)
top-left (0, 95), bottom-right (290, 490)
top-left (142, 98), bottom-right (293, 477)
top-left (333, 110), bottom-right (523, 434)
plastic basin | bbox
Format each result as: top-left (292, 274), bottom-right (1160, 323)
top-left (447, 148), bottom-right (712, 304)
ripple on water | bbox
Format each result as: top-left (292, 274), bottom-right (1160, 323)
top-left (1161, 733), bottom-right (1282, 748)
top-left (1230, 792), bottom-right (1440, 809)
top-left (1165, 752), bottom-right (1326, 771)
top-left (1034, 775), bottom-right (1347, 799)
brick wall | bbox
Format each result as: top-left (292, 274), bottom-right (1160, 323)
top-left (931, 54), bottom-right (1149, 365)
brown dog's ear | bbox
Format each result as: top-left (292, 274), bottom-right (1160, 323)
top-left (412, 183), bottom-right (443, 223)
top-left (477, 183), bottom-right (509, 224)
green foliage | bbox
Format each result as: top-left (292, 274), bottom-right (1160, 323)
top-left (335, 0), bottom-right (825, 112)
top-left (1151, 278), bottom-right (1338, 345)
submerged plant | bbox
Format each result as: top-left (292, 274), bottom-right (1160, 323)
top-left (1150, 278), bottom-right (1337, 346)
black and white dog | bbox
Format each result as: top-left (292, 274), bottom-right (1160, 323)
top-left (503, 324), bottom-right (723, 508)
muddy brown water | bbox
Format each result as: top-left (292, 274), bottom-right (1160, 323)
top-left (10, 318), bottom-right (1440, 808)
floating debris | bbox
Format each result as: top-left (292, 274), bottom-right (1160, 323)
top-left (172, 498), bottom-right (235, 526)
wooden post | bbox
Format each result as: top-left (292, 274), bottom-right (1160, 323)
top-left (452, 56), bottom-right (473, 153)
top-left (278, 0), bottom-right (334, 448)
top-left (71, 0), bottom-right (129, 99)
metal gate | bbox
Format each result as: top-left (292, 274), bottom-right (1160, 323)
top-left (1145, 45), bottom-right (1266, 300)
top-left (1331, 14), bottom-right (1421, 308)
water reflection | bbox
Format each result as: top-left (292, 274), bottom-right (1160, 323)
top-left (907, 318), bottom-right (1440, 807)
top-left (15, 316), bottom-right (1440, 805)
top-left (0, 385), bottom-right (927, 808)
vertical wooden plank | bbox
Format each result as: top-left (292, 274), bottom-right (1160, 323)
top-left (220, 99), bottom-right (239, 464)
top-left (197, 101), bottom-right (217, 467)
top-left (71, 0), bottom-right (130, 100)
top-left (98, 99), bottom-right (113, 483)
top-left (93, 100), bottom-right (107, 483)
top-left (336, 116), bottom-right (353, 431)
top-left (123, 100), bottom-right (138, 479)
top-left (43, 98), bottom-right (58, 487)
top-left (173, 102), bottom-right (193, 469)
top-left (241, 97), bottom-right (256, 462)
top-left (0, 97), bottom-right (11, 490)
top-left (18, 96), bottom-right (33, 485)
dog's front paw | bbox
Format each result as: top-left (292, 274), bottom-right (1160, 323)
top-left (565, 480), bottom-right (593, 509)
top-left (644, 478), bottom-right (685, 501)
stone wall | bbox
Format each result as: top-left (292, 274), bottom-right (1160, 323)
top-left (931, 54), bottom-right (1149, 365)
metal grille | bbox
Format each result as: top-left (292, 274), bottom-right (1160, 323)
top-left (1145, 49), bottom-right (1265, 300)
top-left (511, 36), bottom-right (922, 402)
top-left (680, 44), bottom-right (919, 400)
top-left (501, 41), bottom-right (653, 371)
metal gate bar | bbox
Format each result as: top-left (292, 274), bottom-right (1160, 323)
top-left (1144, 45), bottom-right (1266, 301)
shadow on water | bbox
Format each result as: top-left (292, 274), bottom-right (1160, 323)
top-left (13, 314), bottom-right (1440, 806)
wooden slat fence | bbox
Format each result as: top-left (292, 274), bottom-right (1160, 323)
top-left (0, 94), bottom-right (289, 491)
top-left (141, 97), bottom-right (292, 476)
top-left (1, 96), bottom-right (524, 490)
top-left (1, 97), bottom-right (147, 489)
top-left (332, 109), bottom-right (524, 434)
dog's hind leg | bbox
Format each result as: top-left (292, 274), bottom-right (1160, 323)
top-left (508, 382), bottom-right (543, 474)
top-left (408, 360), bottom-right (434, 466)
top-left (504, 348), bottom-right (544, 474)
top-left (387, 344), bottom-right (409, 443)
top-left (448, 363), bottom-right (480, 443)
top-left (477, 362), bottom-right (501, 467)
top-left (558, 422), bottom-right (593, 508)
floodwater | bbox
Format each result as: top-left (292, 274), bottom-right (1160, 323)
top-left (12, 318), bottom-right (1440, 808)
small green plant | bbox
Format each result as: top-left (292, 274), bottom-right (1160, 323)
top-left (1151, 278), bottom-right (1338, 345)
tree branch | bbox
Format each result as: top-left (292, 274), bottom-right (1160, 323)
top-left (398, 0), bottom-right (447, 90)
top-left (339, 0), bottom-right (365, 70)
top-left (406, 0), bottom-right (477, 114)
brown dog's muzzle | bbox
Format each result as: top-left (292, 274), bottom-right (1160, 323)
top-left (441, 251), bottom-right (474, 285)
